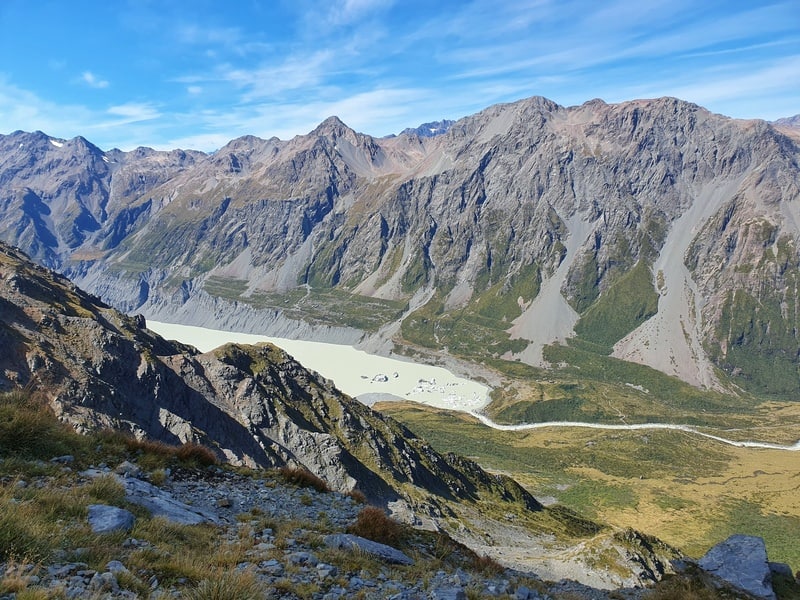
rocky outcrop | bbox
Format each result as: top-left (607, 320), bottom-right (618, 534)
top-left (87, 505), bottom-right (135, 534)
top-left (698, 535), bottom-right (776, 600)
top-left (324, 534), bottom-right (414, 565)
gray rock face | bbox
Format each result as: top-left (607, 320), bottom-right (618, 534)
top-left (121, 477), bottom-right (219, 525)
top-left (324, 533), bottom-right (414, 565)
top-left (698, 535), bottom-right (776, 600)
top-left (87, 504), bottom-right (135, 534)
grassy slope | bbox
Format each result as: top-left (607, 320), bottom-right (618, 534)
top-left (0, 391), bottom-right (551, 598)
top-left (377, 401), bottom-right (800, 570)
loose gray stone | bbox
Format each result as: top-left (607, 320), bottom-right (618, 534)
top-left (105, 560), bottom-right (129, 574)
top-left (114, 460), bottom-right (142, 478)
top-left (286, 551), bottom-right (318, 566)
top-left (324, 533), bottom-right (414, 566)
top-left (431, 587), bottom-right (467, 600)
top-left (89, 571), bottom-right (119, 592)
top-left (87, 504), bottom-right (135, 534)
top-left (698, 534), bottom-right (776, 600)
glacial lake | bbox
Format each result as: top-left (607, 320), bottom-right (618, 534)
top-left (147, 321), bottom-right (491, 412)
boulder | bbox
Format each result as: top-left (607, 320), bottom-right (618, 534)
top-left (323, 533), bottom-right (414, 565)
top-left (698, 535), bottom-right (776, 600)
top-left (87, 504), bottom-right (135, 534)
top-left (121, 477), bottom-right (219, 525)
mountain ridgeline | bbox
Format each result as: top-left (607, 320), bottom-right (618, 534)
top-left (1, 96), bottom-right (800, 397)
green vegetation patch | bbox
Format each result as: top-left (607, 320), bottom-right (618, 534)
top-left (202, 282), bottom-right (407, 333)
top-left (401, 249), bottom-right (431, 293)
top-left (713, 285), bottom-right (800, 398)
top-left (400, 293), bottom-right (529, 363)
top-left (378, 403), bottom-right (732, 484)
top-left (557, 479), bottom-right (638, 519)
top-left (541, 343), bottom-right (755, 419)
top-left (472, 261), bottom-right (542, 323)
top-left (203, 276), bottom-right (249, 299)
top-left (573, 260), bottom-right (659, 351)
top-left (705, 499), bottom-right (800, 569)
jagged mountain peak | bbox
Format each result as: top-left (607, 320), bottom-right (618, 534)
top-left (773, 114), bottom-right (800, 127)
top-left (399, 119), bottom-right (455, 138)
top-left (1, 94), bottom-right (800, 397)
top-left (311, 115), bottom-right (357, 139)
top-left (773, 114), bottom-right (800, 143)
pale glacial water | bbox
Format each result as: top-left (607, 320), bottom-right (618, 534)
top-left (146, 322), bottom-right (800, 450)
top-left (147, 321), bottom-right (491, 412)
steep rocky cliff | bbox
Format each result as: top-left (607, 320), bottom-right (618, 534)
top-left (0, 241), bottom-right (538, 515)
top-left (1, 96), bottom-right (799, 397)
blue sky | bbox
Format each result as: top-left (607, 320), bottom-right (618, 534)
top-left (0, 0), bottom-right (798, 152)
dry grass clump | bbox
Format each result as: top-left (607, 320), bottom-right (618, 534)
top-left (0, 558), bottom-right (40, 595)
top-left (0, 485), bottom-right (62, 562)
top-left (0, 391), bottom-right (86, 461)
top-left (471, 553), bottom-right (505, 576)
top-left (86, 474), bottom-right (126, 504)
top-left (346, 489), bottom-right (367, 504)
top-left (174, 442), bottom-right (219, 467)
top-left (185, 569), bottom-right (267, 600)
top-left (347, 506), bottom-right (404, 546)
top-left (95, 429), bottom-right (218, 469)
top-left (279, 466), bottom-right (329, 493)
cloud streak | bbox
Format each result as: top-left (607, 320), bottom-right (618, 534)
top-left (81, 71), bottom-right (109, 89)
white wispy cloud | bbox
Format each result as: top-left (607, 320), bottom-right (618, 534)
top-left (325, 0), bottom-right (394, 26)
top-left (654, 56), bottom-right (800, 110)
top-left (81, 71), bottom-right (109, 89)
top-left (106, 102), bottom-right (161, 122)
top-left (0, 77), bottom-right (92, 136)
top-left (176, 23), bottom-right (242, 46)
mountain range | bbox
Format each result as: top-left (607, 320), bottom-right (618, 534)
top-left (1, 96), bottom-right (799, 401)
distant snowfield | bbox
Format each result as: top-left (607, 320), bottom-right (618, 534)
top-left (147, 321), bottom-right (491, 412)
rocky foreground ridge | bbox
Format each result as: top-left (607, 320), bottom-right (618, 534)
top-left (2, 422), bottom-right (796, 599)
top-left (1, 97), bottom-right (799, 397)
